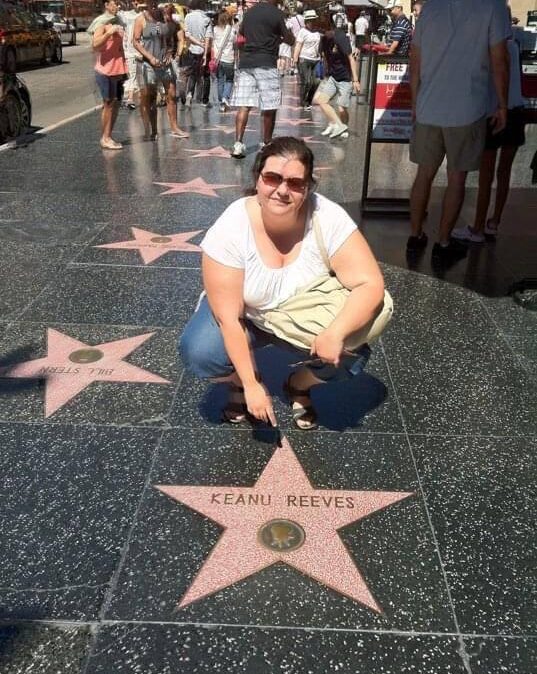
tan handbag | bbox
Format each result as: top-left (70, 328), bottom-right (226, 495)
top-left (250, 214), bottom-right (393, 351)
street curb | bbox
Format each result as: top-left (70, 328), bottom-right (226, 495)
top-left (0, 103), bottom-right (102, 152)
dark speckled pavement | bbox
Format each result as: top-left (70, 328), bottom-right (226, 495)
top-left (0, 77), bottom-right (536, 674)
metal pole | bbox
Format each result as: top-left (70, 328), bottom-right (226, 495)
top-left (361, 53), bottom-right (377, 209)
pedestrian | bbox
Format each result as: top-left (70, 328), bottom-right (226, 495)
top-left (230, 0), bottom-right (294, 158)
top-left (119, 0), bottom-right (142, 110)
top-left (452, 23), bottom-right (526, 243)
top-left (287, 8), bottom-right (305, 74)
top-left (90, 0), bottom-right (128, 150)
top-left (354, 10), bottom-right (369, 51)
top-left (179, 137), bottom-right (391, 429)
top-left (407, 0), bottom-right (510, 265)
top-left (278, 12), bottom-right (293, 77)
top-left (313, 14), bottom-right (361, 140)
top-left (412, 1), bottom-right (425, 23)
top-left (173, 8), bottom-right (188, 106)
top-left (292, 9), bottom-right (321, 111)
top-left (181, 0), bottom-right (212, 107)
top-left (385, 1), bottom-right (412, 56)
top-left (212, 10), bottom-right (236, 112)
top-left (133, 0), bottom-right (188, 139)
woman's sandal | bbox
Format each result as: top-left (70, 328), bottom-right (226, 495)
top-left (222, 383), bottom-right (248, 424)
top-left (283, 375), bottom-right (318, 431)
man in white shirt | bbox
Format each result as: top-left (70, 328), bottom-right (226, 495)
top-left (354, 11), bottom-right (368, 50)
top-left (182, 0), bottom-right (213, 106)
top-left (408, 0), bottom-right (510, 265)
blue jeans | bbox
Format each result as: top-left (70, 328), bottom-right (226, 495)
top-left (217, 61), bottom-right (234, 102)
top-left (179, 296), bottom-right (371, 383)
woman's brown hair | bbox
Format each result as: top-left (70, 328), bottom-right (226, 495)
top-left (247, 136), bottom-right (317, 195)
top-left (217, 10), bottom-right (232, 27)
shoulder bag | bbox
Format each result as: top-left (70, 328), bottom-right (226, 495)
top-left (249, 211), bottom-right (393, 351)
top-left (209, 25), bottom-right (232, 74)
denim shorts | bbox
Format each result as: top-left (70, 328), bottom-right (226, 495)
top-left (95, 72), bottom-right (126, 101)
top-left (315, 76), bottom-right (352, 108)
top-left (136, 61), bottom-right (175, 89)
top-left (179, 295), bottom-right (371, 383)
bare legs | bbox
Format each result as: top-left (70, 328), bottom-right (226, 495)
top-left (139, 85), bottom-right (157, 138)
top-left (100, 99), bottom-right (120, 143)
top-left (473, 145), bottom-right (518, 234)
top-left (313, 94), bottom-right (341, 127)
top-left (409, 164), bottom-right (467, 244)
top-left (262, 110), bottom-right (277, 144)
top-left (235, 107), bottom-right (277, 145)
top-left (410, 164), bottom-right (437, 237)
top-left (162, 80), bottom-right (188, 137)
top-left (139, 80), bottom-right (187, 139)
top-left (215, 368), bottom-right (324, 429)
top-left (235, 106), bottom-right (250, 142)
top-left (438, 170), bottom-right (467, 244)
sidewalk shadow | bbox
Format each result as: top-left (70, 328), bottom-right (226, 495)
top-left (198, 346), bottom-right (387, 433)
top-left (0, 345), bottom-right (42, 395)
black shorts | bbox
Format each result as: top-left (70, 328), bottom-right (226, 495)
top-left (485, 107), bottom-right (526, 150)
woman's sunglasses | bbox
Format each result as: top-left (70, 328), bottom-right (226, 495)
top-left (260, 171), bottom-right (308, 193)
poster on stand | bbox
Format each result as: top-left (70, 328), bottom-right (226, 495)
top-left (372, 61), bottom-right (412, 142)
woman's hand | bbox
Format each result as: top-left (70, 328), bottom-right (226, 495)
top-left (244, 381), bottom-right (277, 426)
top-left (310, 327), bottom-right (345, 367)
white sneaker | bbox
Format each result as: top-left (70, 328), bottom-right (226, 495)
top-left (185, 92), bottom-right (192, 108)
top-left (321, 124), bottom-right (334, 136)
top-left (451, 225), bottom-right (485, 243)
top-left (231, 141), bottom-right (246, 158)
top-left (484, 219), bottom-right (499, 237)
top-left (329, 124), bottom-right (348, 139)
top-left (340, 131), bottom-right (349, 139)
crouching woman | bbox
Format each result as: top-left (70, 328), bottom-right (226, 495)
top-left (180, 137), bottom-right (392, 430)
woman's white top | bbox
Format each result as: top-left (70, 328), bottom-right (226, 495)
top-left (201, 193), bottom-right (357, 321)
top-left (296, 28), bottom-right (321, 61)
top-left (213, 25), bottom-right (235, 64)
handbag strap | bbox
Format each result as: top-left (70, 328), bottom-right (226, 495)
top-left (312, 212), bottom-right (331, 272)
top-left (215, 25), bottom-right (232, 64)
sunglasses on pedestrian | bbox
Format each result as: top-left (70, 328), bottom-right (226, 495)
top-left (260, 171), bottom-right (309, 193)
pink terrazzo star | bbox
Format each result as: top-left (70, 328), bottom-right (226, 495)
top-left (185, 146), bottom-right (231, 159)
top-left (277, 118), bottom-right (317, 127)
top-left (154, 178), bottom-right (238, 197)
top-left (301, 136), bottom-right (326, 144)
top-left (200, 125), bottom-right (236, 135)
top-left (95, 227), bottom-right (202, 264)
top-left (156, 436), bottom-right (413, 611)
top-left (0, 329), bottom-right (170, 417)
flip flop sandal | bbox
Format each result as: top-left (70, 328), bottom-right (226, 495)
top-left (222, 383), bottom-right (248, 424)
top-left (170, 130), bottom-right (189, 139)
top-left (283, 376), bottom-right (318, 431)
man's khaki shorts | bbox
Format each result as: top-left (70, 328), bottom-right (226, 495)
top-left (409, 117), bottom-right (487, 172)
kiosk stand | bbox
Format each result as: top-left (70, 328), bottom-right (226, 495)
top-left (361, 54), bottom-right (412, 216)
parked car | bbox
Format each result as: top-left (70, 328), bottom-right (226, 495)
top-left (0, 73), bottom-right (32, 143)
top-left (0, 1), bottom-right (62, 72)
top-left (43, 12), bottom-right (76, 46)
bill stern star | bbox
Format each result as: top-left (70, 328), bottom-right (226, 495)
top-left (0, 329), bottom-right (170, 417)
